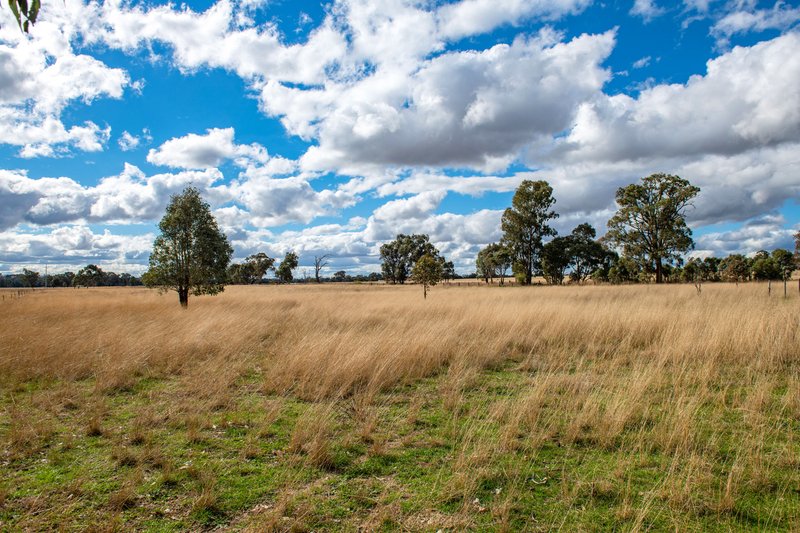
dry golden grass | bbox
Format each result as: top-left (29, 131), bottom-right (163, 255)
top-left (1, 282), bottom-right (798, 529)
top-left (2, 283), bottom-right (795, 395)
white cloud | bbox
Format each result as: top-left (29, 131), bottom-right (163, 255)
top-left (58, 0), bottom-right (609, 176)
top-left (147, 128), bottom-right (239, 169)
top-left (0, 141), bottom-right (344, 232)
top-left (712, 2), bottom-right (800, 44)
top-left (373, 190), bottom-right (446, 221)
top-left (376, 172), bottom-right (524, 198)
top-left (0, 165), bottom-right (224, 229)
top-left (437, 0), bottom-right (591, 40)
top-left (0, 5), bottom-right (129, 157)
top-left (630, 0), bottom-right (665, 21)
top-left (146, 127), bottom-right (280, 170)
top-left (632, 55), bottom-right (651, 68)
top-left (546, 33), bottom-right (800, 164)
top-left (96, 0), bottom-right (347, 85)
top-left (301, 30), bottom-right (616, 173)
top-left (0, 225), bottom-right (154, 274)
top-left (694, 216), bottom-right (799, 257)
top-left (683, 0), bottom-right (712, 14)
top-left (217, 173), bottom-right (357, 227)
top-left (118, 129), bottom-right (152, 151)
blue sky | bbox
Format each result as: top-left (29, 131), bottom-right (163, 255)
top-left (1, 0), bottom-right (799, 275)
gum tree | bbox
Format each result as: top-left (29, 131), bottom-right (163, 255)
top-left (501, 180), bottom-right (558, 285)
top-left (606, 173), bottom-right (700, 284)
top-left (275, 251), bottom-right (299, 283)
top-left (143, 187), bottom-right (232, 308)
top-left (412, 254), bottom-right (442, 299)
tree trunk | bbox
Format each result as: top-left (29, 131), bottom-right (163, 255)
top-left (655, 258), bottom-right (663, 284)
top-left (423, 284), bottom-right (427, 299)
top-left (179, 287), bottom-right (189, 308)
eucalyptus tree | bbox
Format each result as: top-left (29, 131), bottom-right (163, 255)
top-left (143, 187), bottom-right (232, 308)
top-left (412, 254), bottom-right (443, 299)
top-left (500, 180), bottom-right (558, 285)
top-left (380, 234), bottom-right (441, 284)
top-left (606, 173), bottom-right (699, 284)
top-left (568, 223), bottom-right (607, 284)
top-left (541, 237), bottom-right (572, 285)
top-left (275, 252), bottom-right (299, 283)
top-left (313, 254), bottom-right (331, 283)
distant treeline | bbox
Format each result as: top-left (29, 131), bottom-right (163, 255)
top-left (471, 174), bottom-right (800, 286)
top-left (587, 248), bottom-right (796, 285)
top-left (0, 264), bottom-right (143, 288)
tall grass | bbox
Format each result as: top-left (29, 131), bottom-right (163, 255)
top-left (2, 283), bottom-right (795, 397)
top-left (1, 282), bottom-right (798, 528)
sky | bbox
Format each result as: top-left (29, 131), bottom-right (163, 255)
top-left (1, 0), bottom-right (799, 276)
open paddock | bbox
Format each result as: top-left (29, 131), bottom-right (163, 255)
top-left (1, 283), bottom-right (798, 530)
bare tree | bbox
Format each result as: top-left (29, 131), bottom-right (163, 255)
top-left (313, 254), bottom-right (331, 283)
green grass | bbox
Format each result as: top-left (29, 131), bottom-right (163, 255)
top-left (1, 362), bottom-right (798, 531)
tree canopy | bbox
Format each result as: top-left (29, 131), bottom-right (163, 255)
top-left (795, 231), bottom-right (800, 274)
top-left (227, 253), bottom-right (276, 284)
top-left (541, 236), bottom-right (572, 285)
top-left (73, 264), bottom-right (106, 287)
top-left (21, 268), bottom-right (39, 288)
top-left (606, 173), bottom-right (700, 284)
top-left (275, 251), bottom-right (299, 283)
top-left (380, 234), bottom-right (441, 284)
top-left (142, 187), bottom-right (233, 308)
top-left (567, 224), bottom-right (607, 284)
top-left (411, 254), bottom-right (442, 299)
top-left (501, 180), bottom-right (558, 285)
top-left (476, 243), bottom-right (512, 285)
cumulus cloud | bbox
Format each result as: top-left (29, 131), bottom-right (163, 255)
top-left (301, 30), bottom-right (616, 172)
top-left (147, 128), bottom-right (240, 169)
top-left (630, 0), bottom-right (665, 21)
top-left (0, 6), bottom-right (129, 156)
top-left (95, 0), bottom-right (347, 85)
top-left (0, 143), bottom-right (347, 233)
top-left (376, 172), bottom-right (524, 197)
top-left (146, 127), bottom-right (289, 170)
top-left (118, 129), bottom-right (152, 151)
top-left (436, 0), bottom-right (591, 39)
top-left (694, 215), bottom-right (799, 257)
top-left (372, 190), bottom-right (447, 221)
top-left (546, 33), bottom-right (800, 164)
top-left (0, 225), bottom-right (154, 274)
top-left (217, 173), bottom-right (357, 227)
top-left (712, 2), bottom-right (800, 44)
top-left (0, 165), bottom-right (224, 229)
top-left (53, 0), bottom-right (609, 175)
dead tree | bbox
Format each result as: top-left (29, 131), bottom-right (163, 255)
top-left (313, 254), bottom-right (331, 283)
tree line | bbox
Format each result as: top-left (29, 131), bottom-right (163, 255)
top-left (472, 174), bottom-right (705, 286)
top-left (0, 264), bottom-right (143, 288)
top-left (471, 173), bottom-right (799, 286)
top-left (12, 178), bottom-right (795, 307)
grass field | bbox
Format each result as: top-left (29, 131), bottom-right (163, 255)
top-left (1, 283), bottom-right (799, 531)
